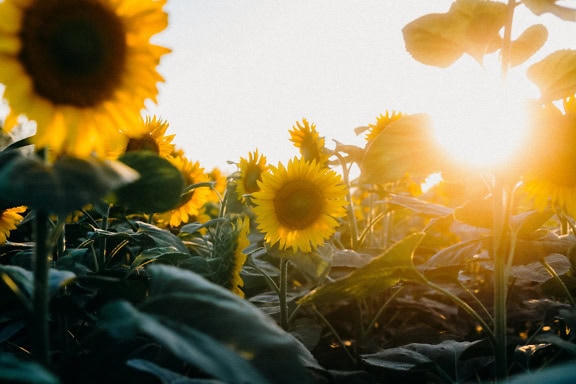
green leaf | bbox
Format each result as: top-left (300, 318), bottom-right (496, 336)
top-left (360, 114), bottom-right (446, 184)
top-left (130, 246), bottom-right (190, 269)
top-left (130, 265), bottom-right (315, 384)
top-left (454, 197), bottom-right (493, 229)
top-left (0, 354), bottom-right (60, 384)
top-left (0, 152), bottom-right (138, 214)
top-left (389, 194), bottom-right (453, 217)
top-left (135, 221), bottom-right (190, 254)
top-left (509, 24), bottom-right (548, 67)
top-left (115, 151), bottom-right (184, 213)
top-left (127, 359), bottom-right (226, 384)
top-left (528, 49), bottom-right (576, 102)
top-left (507, 362), bottom-right (576, 384)
top-left (300, 233), bottom-right (425, 305)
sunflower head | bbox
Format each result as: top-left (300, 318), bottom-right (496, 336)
top-left (365, 111), bottom-right (404, 142)
top-left (289, 119), bottom-right (329, 166)
top-left (0, 0), bottom-right (170, 157)
top-left (252, 157), bottom-right (348, 253)
top-left (236, 150), bottom-right (268, 201)
top-left (125, 116), bottom-right (176, 157)
top-left (0, 206), bottom-right (26, 244)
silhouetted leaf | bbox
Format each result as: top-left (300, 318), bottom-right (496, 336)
top-left (0, 354), bottom-right (59, 384)
top-left (510, 24), bottom-right (548, 67)
top-left (528, 50), bottom-right (576, 102)
top-left (524, 0), bottom-right (576, 21)
top-left (388, 194), bottom-right (453, 217)
top-left (127, 359), bottom-right (225, 383)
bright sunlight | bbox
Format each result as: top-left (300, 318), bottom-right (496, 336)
top-left (430, 62), bottom-right (533, 170)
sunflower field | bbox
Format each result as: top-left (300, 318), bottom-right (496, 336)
top-left (1, 0), bottom-right (576, 383)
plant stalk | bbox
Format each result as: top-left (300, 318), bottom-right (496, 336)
top-left (32, 210), bottom-right (50, 367)
top-left (279, 257), bottom-right (289, 330)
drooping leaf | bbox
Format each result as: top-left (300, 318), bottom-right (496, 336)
top-left (127, 359), bottom-right (226, 384)
top-left (0, 354), bottom-right (60, 384)
top-left (128, 265), bottom-right (316, 384)
top-left (115, 151), bottom-right (184, 213)
top-left (509, 24), bottom-right (548, 67)
top-left (454, 197), bottom-right (493, 229)
top-left (523, 0), bottom-right (576, 21)
top-left (507, 362), bottom-right (576, 384)
top-left (360, 114), bottom-right (447, 184)
top-left (300, 233), bottom-right (425, 305)
top-left (388, 193), bottom-right (453, 217)
top-left (508, 254), bottom-right (571, 282)
top-left (130, 246), bottom-right (190, 269)
top-left (0, 152), bottom-right (138, 214)
top-left (527, 50), bottom-right (576, 102)
top-left (510, 209), bottom-right (554, 237)
top-left (402, 12), bottom-right (464, 67)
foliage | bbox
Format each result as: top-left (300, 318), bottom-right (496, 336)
top-left (1, 0), bottom-right (576, 383)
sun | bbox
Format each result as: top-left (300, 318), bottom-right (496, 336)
top-left (429, 64), bottom-right (533, 171)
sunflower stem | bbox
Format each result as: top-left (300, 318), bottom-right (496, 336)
top-left (32, 210), bottom-right (51, 367)
top-left (279, 257), bottom-right (289, 330)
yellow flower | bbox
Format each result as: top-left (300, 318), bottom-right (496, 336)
top-left (0, 206), bottom-right (26, 244)
top-left (0, 0), bottom-right (170, 157)
top-left (229, 216), bottom-right (250, 297)
top-left (252, 157), bottom-right (348, 253)
top-left (289, 119), bottom-right (329, 166)
top-left (207, 167), bottom-right (227, 203)
top-left (522, 99), bottom-right (576, 216)
top-left (154, 153), bottom-right (211, 227)
top-left (364, 111), bottom-right (404, 142)
top-left (125, 116), bottom-right (176, 158)
top-left (236, 150), bottom-right (268, 201)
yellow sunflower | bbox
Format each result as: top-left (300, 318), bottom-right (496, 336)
top-left (0, 206), bottom-right (26, 244)
top-left (154, 153), bottom-right (212, 227)
top-left (289, 119), bottom-right (329, 166)
top-left (521, 98), bottom-right (576, 216)
top-left (236, 149), bottom-right (268, 201)
top-left (0, 0), bottom-right (170, 157)
top-left (124, 115), bottom-right (176, 158)
top-left (228, 216), bottom-right (250, 297)
top-left (363, 111), bottom-right (404, 142)
top-left (252, 157), bottom-right (348, 253)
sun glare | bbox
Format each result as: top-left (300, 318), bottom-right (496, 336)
top-left (430, 65), bottom-right (533, 171)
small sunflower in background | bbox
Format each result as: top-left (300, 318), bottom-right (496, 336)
top-left (522, 97), bottom-right (576, 216)
top-left (252, 157), bottom-right (348, 253)
top-left (289, 119), bottom-right (330, 166)
top-left (0, 0), bottom-right (170, 157)
top-left (236, 149), bottom-right (268, 202)
top-left (0, 206), bottom-right (26, 244)
top-left (359, 110), bottom-right (404, 142)
top-left (124, 116), bottom-right (176, 158)
top-left (154, 153), bottom-right (212, 228)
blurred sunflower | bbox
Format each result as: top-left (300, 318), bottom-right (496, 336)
top-left (289, 119), bottom-right (329, 166)
top-left (124, 116), bottom-right (176, 157)
top-left (0, 206), bottom-right (26, 244)
top-left (154, 153), bottom-right (212, 227)
top-left (522, 98), bottom-right (576, 216)
top-left (236, 150), bottom-right (268, 201)
top-left (362, 111), bottom-right (404, 142)
top-left (0, 0), bottom-right (170, 157)
top-left (252, 157), bottom-right (348, 253)
top-left (227, 216), bottom-right (250, 297)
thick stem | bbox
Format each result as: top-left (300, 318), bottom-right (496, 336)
top-left (32, 210), bottom-right (51, 367)
top-left (279, 257), bottom-right (289, 330)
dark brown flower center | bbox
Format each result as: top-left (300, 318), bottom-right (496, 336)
top-left (126, 136), bottom-right (160, 155)
top-left (273, 180), bottom-right (324, 230)
top-left (19, 0), bottom-right (126, 107)
top-left (242, 164), bottom-right (263, 194)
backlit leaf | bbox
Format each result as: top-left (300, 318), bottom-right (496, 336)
top-left (509, 24), bottom-right (548, 67)
top-left (523, 0), bottom-right (576, 21)
top-left (527, 49), bottom-right (576, 102)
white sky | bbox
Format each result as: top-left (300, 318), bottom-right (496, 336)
top-left (147, 1), bottom-right (576, 173)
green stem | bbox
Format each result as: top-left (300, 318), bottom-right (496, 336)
top-left (540, 258), bottom-right (576, 306)
top-left (279, 257), bottom-right (289, 330)
top-left (32, 210), bottom-right (51, 367)
top-left (333, 151), bottom-right (359, 249)
top-left (311, 305), bottom-right (357, 366)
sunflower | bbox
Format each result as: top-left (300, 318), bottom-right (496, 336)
top-left (252, 157), bottom-right (348, 253)
top-left (124, 115), bottom-right (176, 158)
top-left (363, 111), bottom-right (404, 142)
top-left (227, 216), bottom-right (250, 297)
top-left (289, 119), bottom-right (329, 166)
top-left (236, 149), bottom-right (268, 201)
top-left (521, 98), bottom-right (576, 216)
top-left (0, 0), bottom-right (170, 157)
top-left (0, 206), bottom-right (26, 244)
top-left (154, 153), bottom-right (212, 227)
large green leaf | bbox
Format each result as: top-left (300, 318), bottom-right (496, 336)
top-left (299, 233), bottom-right (425, 305)
top-left (115, 151), bottom-right (184, 213)
top-left (528, 49), bottom-right (576, 102)
top-left (509, 24), bottom-right (548, 67)
top-left (0, 354), bottom-right (60, 384)
top-left (127, 359), bottom-right (226, 384)
top-left (0, 152), bottom-right (138, 214)
top-left (360, 114), bottom-right (447, 184)
top-left (103, 265), bottom-right (315, 384)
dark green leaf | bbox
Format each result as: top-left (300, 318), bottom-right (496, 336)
top-left (0, 354), bottom-right (60, 384)
top-left (116, 151), bottom-right (184, 213)
top-left (127, 359), bottom-right (226, 384)
top-left (131, 247), bottom-right (190, 269)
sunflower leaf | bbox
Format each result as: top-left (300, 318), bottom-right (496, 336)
top-left (527, 49), bottom-right (576, 102)
top-left (299, 233), bottom-right (425, 305)
top-left (509, 24), bottom-right (548, 67)
top-left (523, 0), bottom-right (576, 21)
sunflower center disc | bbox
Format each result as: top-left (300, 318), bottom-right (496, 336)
top-left (19, 0), bottom-right (127, 107)
top-left (274, 180), bottom-right (324, 230)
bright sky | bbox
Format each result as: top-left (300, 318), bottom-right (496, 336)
top-left (148, 1), bottom-right (576, 173)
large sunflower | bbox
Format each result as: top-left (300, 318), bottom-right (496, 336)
top-left (154, 153), bottom-right (212, 228)
top-left (0, 206), bottom-right (26, 244)
top-left (252, 157), bottom-right (348, 253)
top-left (289, 119), bottom-right (329, 166)
top-left (522, 98), bottom-right (576, 216)
top-left (0, 0), bottom-right (170, 157)
top-left (236, 149), bottom-right (267, 201)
